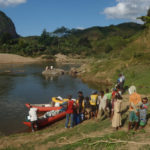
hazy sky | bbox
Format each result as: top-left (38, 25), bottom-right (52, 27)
top-left (0, 0), bottom-right (149, 36)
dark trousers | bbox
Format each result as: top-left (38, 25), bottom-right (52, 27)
top-left (31, 120), bottom-right (38, 131)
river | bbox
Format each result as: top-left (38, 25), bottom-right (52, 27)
top-left (0, 63), bottom-right (97, 135)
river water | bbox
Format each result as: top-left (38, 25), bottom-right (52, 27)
top-left (0, 63), bottom-right (97, 135)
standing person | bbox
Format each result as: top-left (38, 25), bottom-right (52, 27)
top-left (117, 74), bottom-right (125, 93)
top-left (97, 91), bottom-right (108, 120)
top-left (84, 97), bottom-right (92, 120)
top-left (90, 91), bottom-right (98, 118)
top-left (75, 91), bottom-right (84, 123)
top-left (139, 97), bottom-right (149, 129)
top-left (105, 89), bottom-right (112, 117)
top-left (128, 86), bottom-right (142, 131)
top-left (65, 95), bottom-right (75, 128)
top-left (29, 105), bottom-right (38, 132)
top-left (121, 73), bottom-right (125, 87)
top-left (45, 66), bottom-right (49, 71)
top-left (78, 91), bottom-right (84, 121)
top-left (112, 95), bottom-right (122, 130)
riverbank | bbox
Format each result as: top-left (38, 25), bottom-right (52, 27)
top-left (0, 53), bottom-right (46, 64)
top-left (0, 94), bottom-right (150, 150)
top-left (0, 53), bottom-right (88, 64)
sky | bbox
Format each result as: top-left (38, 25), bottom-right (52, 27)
top-left (0, 0), bottom-right (150, 36)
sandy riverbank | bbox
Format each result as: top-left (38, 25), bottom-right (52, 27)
top-left (0, 53), bottom-right (88, 64)
top-left (0, 53), bottom-right (45, 64)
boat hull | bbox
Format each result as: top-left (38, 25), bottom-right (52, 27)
top-left (23, 111), bottom-right (66, 128)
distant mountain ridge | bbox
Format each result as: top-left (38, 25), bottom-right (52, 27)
top-left (0, 10), bottom-right (18, 38)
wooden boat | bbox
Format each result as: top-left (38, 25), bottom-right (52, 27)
top-left (23, 111), bottom-right (66, 128)
top-left (25, 103), bottom-right (62, 112)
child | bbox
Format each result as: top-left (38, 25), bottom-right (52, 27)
top-left (139, 97), bottom-right (148, 128)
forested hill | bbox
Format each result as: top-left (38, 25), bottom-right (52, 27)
top-left (0, 11), bottom-right (18, 38)
top-left (0, 10), bottom-right (144, 56)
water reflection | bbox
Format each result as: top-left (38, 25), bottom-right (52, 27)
top-left (0, 63), bottom-right (97, 135)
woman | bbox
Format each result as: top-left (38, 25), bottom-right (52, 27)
top-left (112, 95), bottom-right (122, 130)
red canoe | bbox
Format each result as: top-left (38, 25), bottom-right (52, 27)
top-left (23, 111), bottom-right (66, 128)
top-left (25, 103), bottom-right (62, 112)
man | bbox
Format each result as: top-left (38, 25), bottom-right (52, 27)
top-left (78, 91), bottom-right (84, 114)
top-left (117, 74), bottom-right (125, 92)
top-left (65, 95), bottom-right (75, 128)
top-left (77, 91), bottom-right (84, 122)
top-left (84, 97), bottom-right (92, 120)
top-left (128, 86), bottom-right (142, 131)
top-left (105, 89), bottom-right (112, 117)
top-left (29, 105), bottom-right (38, 132)
top-left (90, 91), bottom-right (98, 118)
top-left (97, 91), bottom-right (108, 120)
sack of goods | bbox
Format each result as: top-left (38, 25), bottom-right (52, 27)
top-left (44, 110), bottom-right (60, 118)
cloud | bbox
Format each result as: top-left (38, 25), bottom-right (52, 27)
top-left (76, 27), bottom-right (85, 30)
top-left (0, 0), bottom-right (27, 7)
top-left (104, 0), bottom-right (150, 20)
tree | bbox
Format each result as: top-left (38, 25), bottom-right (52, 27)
top-left (137, 9), bottom-right (150, 27)
top-left (53, 26), bottom-right (69, 34)
top-left (39, 29), bottom-right (52, 46)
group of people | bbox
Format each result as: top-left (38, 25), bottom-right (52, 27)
top-left (28, 73), bottom-right (149, 132)
top-left (64, 75), bottom-right (149, 131)
top-left (64, 88), bottom-right (123, 130)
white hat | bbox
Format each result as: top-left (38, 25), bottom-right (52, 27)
top-left (129, 86), bottom-right (136, 95)
top-left (57, 96), bottom-right (63, 100)
top-left (72, 99), bottom-right (76, 102)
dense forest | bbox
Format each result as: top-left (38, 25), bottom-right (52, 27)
top-left (0, 10), bottom-right (145, 58)
top-left (1, 9), bottom-right (150, 59)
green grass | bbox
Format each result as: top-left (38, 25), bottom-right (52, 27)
top-left (41, 119), bottom-right (110, 144)
top-left (47, 131), bottom-right (136, 150)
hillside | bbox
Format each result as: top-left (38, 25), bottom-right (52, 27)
top-left (49, 23), bottom-right (143, 56)
top-left (0, 11), bottom-right (18, 38)
top-left (77, 27), bottom-right (150, 94)
top-left (0, 16), bottom-right (143, 56)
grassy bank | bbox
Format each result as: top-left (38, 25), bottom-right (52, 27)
top-left (1, 95), bottom-right (150, 150)
top-left (77, 28), bottom-right (150, 94)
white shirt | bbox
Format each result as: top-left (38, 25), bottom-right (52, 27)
top-left (118, 77), bottom-right (123, 83)
top-left (29, 108), bottom-right (38, 122)
top-left (122, 75), bottom-right (125, 81)
top-left (98, 95), bottom-right (107, 110)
